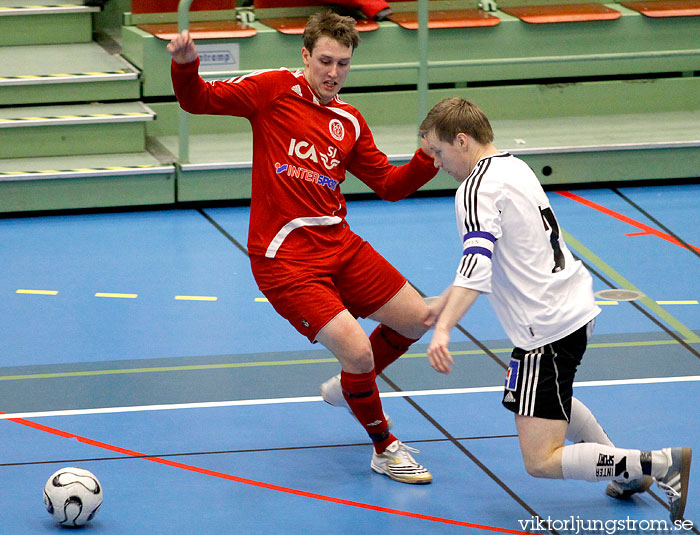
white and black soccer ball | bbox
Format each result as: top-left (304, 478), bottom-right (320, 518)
top-left (43, 467), bottom-right (103, 527)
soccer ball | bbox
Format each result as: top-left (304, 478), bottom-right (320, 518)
top-left (43, 467), bottom-right (103, 527)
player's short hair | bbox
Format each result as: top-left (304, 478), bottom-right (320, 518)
top-left (303, 10), bottom-right (360, 54)
top-left (420, 97), bottom-right (494, 145)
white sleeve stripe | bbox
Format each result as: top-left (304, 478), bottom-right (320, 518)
top-left (221, 67), bottom-right (289, 84)
top-left (327, 107), bottom-right (361, 141)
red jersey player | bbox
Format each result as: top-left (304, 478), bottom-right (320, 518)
top-left (169, 11), bottom-right (437, 484)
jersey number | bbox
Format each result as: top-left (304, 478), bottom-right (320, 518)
top-left (539, 206), bottom-right (566, 273)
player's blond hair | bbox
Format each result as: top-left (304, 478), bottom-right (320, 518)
top-left (420, 97), bottom-right (494, 145)
top-left (303, 10), bottom-right (360, 53)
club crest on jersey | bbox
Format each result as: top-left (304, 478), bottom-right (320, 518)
top-left (329, 119), bottom-right (344, 141)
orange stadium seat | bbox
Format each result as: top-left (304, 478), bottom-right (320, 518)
top-left (620, 1), bottom-right (700, 17)
top-left (131, 0), bottom-right (236, 13)
top-left (255, 0), bottom-right (499, 32)
top-left (138, 20), bottom-right (258, 40)
top-left (386, 7), bottom-right (500, 29)
top-left (254, 0), bottom-right (379, 34)
top-left (500, 3), bottom-right (621, 23)
top-left (133, 0), bottom-right (257, 40)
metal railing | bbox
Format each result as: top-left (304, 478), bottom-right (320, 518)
top-left (175, 0), bottom-right (431, 162)
top-left (174, 1), bottom-right (700, 164)
top-left (177, 0), bottom-right (195, 163)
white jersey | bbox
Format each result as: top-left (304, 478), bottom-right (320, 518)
top-left (453, 152), bottom-right (600, 350)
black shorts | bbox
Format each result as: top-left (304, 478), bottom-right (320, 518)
top-left (501, 322), bottom-right (590, 421)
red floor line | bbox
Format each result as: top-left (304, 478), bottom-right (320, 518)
top-left (6, 415), bottom-right (529, 535)
top-left (555, 191), bottom-right (700, 253)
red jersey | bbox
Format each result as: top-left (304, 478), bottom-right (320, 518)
top-left (171, 59), bottom-right (438, 259)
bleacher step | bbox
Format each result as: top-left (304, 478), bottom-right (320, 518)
top-left (0, 151), bottom-right (176, 213)
top-left (0, 0), bottom-right (98, 46)
top-left (0, 152), bottom-right (173, 181)
top-left (0, 102), bottom-right (156, 159)
top-left (155, 110), bottom-right (700, 166)
top-left (152, 109), bottom-right (700, 201)
top-left (0, 43), bottom-right (140, 105)
top-left (493, 111), bottom-right (700, 155)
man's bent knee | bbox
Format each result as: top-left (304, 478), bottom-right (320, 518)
top-left (371, 284), bottom-right (430, 340)
top-left (515, 414), bottom-right (566, 479)
top-left (520, 450), bottom-right (564, 479)
top-left (339, 339), bottom-right (374, 373)
top-left (522, 457), bottom-right (551, 479)
top-left (316, 312), bottom-right (375, 373)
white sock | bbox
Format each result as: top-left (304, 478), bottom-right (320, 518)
top-left (561, 443), bottom-right (643, 482)
top-left (649, 449), bottom-right (671, 480)
top-left (566, 398), bottom-right (614, 446)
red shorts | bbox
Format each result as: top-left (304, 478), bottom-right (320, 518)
top-left (249, 233), bottom-right (406, 342)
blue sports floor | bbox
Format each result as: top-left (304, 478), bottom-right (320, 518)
top-left (1, 183), bottom-right (699, 534)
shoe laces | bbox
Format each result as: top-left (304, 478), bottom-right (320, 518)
top-left (657, 479), bottom-right (681, 501)
top-left (386, 441), bottom-right (420, 460)
top-left (399, 443), bottom-right (420, 455)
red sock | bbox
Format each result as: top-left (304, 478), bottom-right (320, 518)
top-left (340, 369), bottom-right (396, 453)
top-left (370, 324), bottom-right (418, 375)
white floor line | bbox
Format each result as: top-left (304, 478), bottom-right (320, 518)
top-left (1, 375), bottom-right (698, 421)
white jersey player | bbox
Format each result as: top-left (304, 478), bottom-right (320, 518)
top-left (453, 152), bottom-right (599, 351)
top-left (420, 97), bottom-right (691, 522)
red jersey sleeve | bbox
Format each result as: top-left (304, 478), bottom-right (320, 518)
top-left (171, 58), bottom-right (278, 119)
top-left (345, 117), bottom-right (438, 202)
